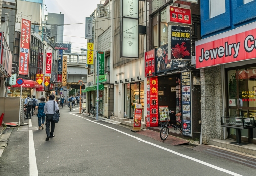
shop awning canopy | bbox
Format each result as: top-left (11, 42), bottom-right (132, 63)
top-left (36, 85), bottom-right (44, 91)
top-left (12, 79), bottom-right (40, 88)
top-left (84, 84), bottom-right (104, 92)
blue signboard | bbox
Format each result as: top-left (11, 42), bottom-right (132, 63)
top-left (58, 50), bottom-right (63, 73)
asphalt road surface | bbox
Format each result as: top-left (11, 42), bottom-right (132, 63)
top-left (0, 106), bottom-right (256, 176)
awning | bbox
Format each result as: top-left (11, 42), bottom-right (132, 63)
top-left (84, 84), bottom-right (104, 92)
top-left (12, 79), bottom-right (40, 88)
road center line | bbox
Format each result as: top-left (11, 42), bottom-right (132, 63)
top-left (29, 120), bottom-right (38, 176)
top-left (82, 116), bottom-right (242, 176)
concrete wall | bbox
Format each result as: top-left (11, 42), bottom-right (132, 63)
top-left (200, 66), bottom-right (224, 144)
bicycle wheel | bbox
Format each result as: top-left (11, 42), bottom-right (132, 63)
top-left (160, 127), bottom-right (169, 140)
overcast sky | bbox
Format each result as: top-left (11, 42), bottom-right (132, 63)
top-left (45, 0), bottom-right (102, 53)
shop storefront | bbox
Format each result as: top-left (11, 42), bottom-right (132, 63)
top-left (11, 79), bottom-right (40, 98)
top-left (85, 84), bottom-right (104, 114)
top-left (196, 21), bottom-right (256, 143)
top-left (124, 81), bottom-right (144, 119)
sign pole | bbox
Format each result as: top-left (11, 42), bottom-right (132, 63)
top-left (79, 81), bottom-right (82, 114)
top-left (19, 85), bottom-right (22, 126)
top-left (96, 51), bottom-right (99, 120)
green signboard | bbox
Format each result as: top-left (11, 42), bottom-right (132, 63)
top-left (98, 52), bottom-right (105, 75)
top-left (85, 84), bottom-right (104, 92)
top-left (96, 75), bottom-right (107, 83)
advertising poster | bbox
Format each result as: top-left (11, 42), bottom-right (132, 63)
top-left (149, 77), bottom-right (158, 127)
top-left (36, 74), bottom-right (44, 85)
top-left (98, 51), bottom-right (104, 75)
top-left (145, 49), bottom-right (155, 77)
top-left (45, 52), bottom-right (52, 74)
top-left (87, 43), bottom-right (94, 65)
top-left (19, 19), bottom-right (31, 75)
top-left (171, 26), bottom-right (191, 60)
top-left (133, 108), bottom-right (142, 128)
top-left (159, 106), bottom-right (170, 121)
top-left (181, 72), bottom-right (191, 136)
top-left (169, 6), bottom-right (191, 25)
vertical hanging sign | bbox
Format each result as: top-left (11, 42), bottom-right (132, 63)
top-left (98, 51), bottom-right (104, 75)
top-left (44, 76), bottom-right (50, 87)
top-left (121, 0), bottom-right (139, 58)
top-left (45, 52), bottom-right (52, 74)
top-left (62, 55), bottom-right (67, 86)
top-left (58, 50), bottom-right (63, 73)
top-left (181, 71), bottom-right (191, 136)
top-left (149, 77), bottom-right (158, 127)
top-left (36, 74), bottom-right (44, 85)
top-left (85, 17), bottom-right (93, 39)
top-left (19, 19), bottom-right (31, 75)
top-left (87, 43), bottom-right (94, 65)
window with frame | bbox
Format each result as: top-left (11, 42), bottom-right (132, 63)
top-left (209, 0), bottom-right (225, 18)
top-left (160, 8), bottom-right (168, 46)
top-left (152, 0), bottom-right (166, 13)
top-left (152, 14), bottom-right (159, 48)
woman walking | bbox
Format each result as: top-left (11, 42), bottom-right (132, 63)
top-left (44, 94), bottom-right (59, 141)
top-left (37, 97), bottom-right (46, 130)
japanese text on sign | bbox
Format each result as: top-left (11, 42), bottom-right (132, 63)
top-left (87, 43), bottom-right (94, 65)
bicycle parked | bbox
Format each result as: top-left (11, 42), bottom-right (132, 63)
top-left (160, 119), bottom-right (182, 141)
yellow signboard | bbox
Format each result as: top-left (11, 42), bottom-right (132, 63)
top-left (87, 43), bottom-right (94, 65)
top-left (62, 56), bottom-right (67, 86)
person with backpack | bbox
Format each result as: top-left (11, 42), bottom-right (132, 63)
top-left (37, 97), bottom-right (46, 130)
top-left (60, 96), bottom-right (65, 108)
top-left (32, 96), bottom-right (38, 116)
top-left (25, 95), bottom-right (32, 119)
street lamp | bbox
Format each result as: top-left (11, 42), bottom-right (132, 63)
top-left (84, 49), bottom-right (100, 120)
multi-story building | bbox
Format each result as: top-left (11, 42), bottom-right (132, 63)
top-left (144, 0), bottom-right (201, 138)
top-left (196, 0), bottom-right (256, 144)
top-left (85, 1), bottom-right (113, 118)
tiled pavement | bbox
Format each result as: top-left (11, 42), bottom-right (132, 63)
top-left (137, 130), bottom-right (189, 146)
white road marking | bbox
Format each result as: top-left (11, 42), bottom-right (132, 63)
top-left (81, 117), bottom-right (242, 176)
top-left (29, 120), bottom-right (38, 176)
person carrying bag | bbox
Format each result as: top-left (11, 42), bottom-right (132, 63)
top-left (44, 94), bottom-right (59, 141)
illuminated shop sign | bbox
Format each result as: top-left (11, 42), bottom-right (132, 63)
top-left (168, 6), bottom-right (191, 25)
top-left (196, 22), bottom-right (256, 68)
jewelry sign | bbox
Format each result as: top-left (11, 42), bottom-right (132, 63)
top-left (19, 19), bottom-right (31, 75)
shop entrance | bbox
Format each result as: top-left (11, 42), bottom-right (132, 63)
top-left (158, 74), bottom-right (181, 124)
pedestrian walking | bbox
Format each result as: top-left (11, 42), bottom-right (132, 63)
top-left (44, 94), bottom-right (59, 141)
top-left (25, 95), bottom-right (32, 119)
top-left (37, 97), bottom-right (46, 130)
top-left (31, 95), bottom-right (38, 116)
top-left (60, 96), bottom-right (65, 108)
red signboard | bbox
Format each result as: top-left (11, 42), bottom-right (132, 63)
top-left (149, 77), bottom-right (158, 127)
top-left (134, 108), bottom-right (142, 128)
top-left (169, 6), bottom-right (191, 25)
top-left (49, 83), bottom-right (54, 90)
top-left (36, 74), bottom-right (44, 85)
top-left (45, 53), bottom-right (52, 74)
top-left (196, 26), bottom-right (256, 69)
top-left (44, 76), bottom-right (50, 87)
top-left (145, 49), bottom-right (155, 77)
top-left (57, 74), bottom-right (62, 82)
top-left (19, 19), bottom-right (31, 75)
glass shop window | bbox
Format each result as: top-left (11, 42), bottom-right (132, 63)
top-left (209, 0), bottom-right (225, 18)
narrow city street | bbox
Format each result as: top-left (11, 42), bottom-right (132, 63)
top-left (0, 106), bottom-right (255, 176)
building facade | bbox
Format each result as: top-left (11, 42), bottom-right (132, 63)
top-left (197, 0), bottom-right (256, 144)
